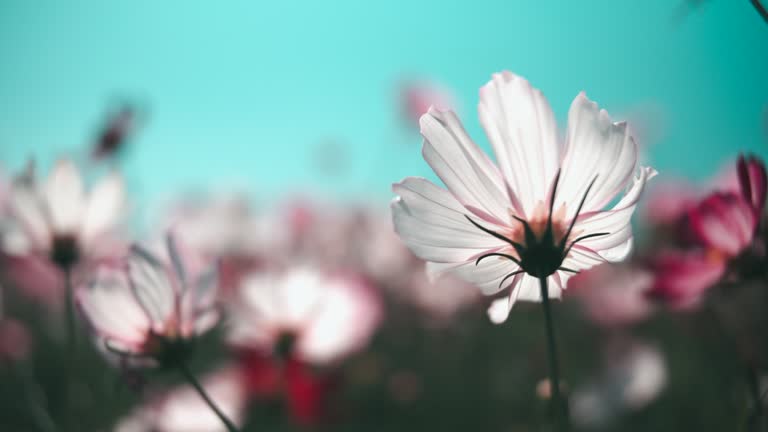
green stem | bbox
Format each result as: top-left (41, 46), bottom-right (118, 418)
top-left (63, 267), bottom-right (76, 350)
top-left (539, 276), bottom-right (569, 432)
top-left (178, 361), bottom-right (240, 432)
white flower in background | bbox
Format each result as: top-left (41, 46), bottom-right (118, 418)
top-left (5, 159), bottom-right (125, 269)
top-left (77, 234), bottom-right (220, 367)
top-left (392, 72), bottom-right (656, 323)
top-left (571, 339), bottom-right (667, 428)
top-left (115, 366), bottom-right (247, 432)
top-left (229, 267), bottom-right (382, 365)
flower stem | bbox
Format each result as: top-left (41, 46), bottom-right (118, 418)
top-left (178, 361), bottom-right (240, 432)
top-left (539, 276), bottom-right (569, 432)
top-left (63, 267), bottom-right (77, 350)
top-left (746, 365), bottom-right (766, 432)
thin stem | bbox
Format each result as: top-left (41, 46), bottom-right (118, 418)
top-left (746, 365), bottom-right (766, 432)
top-left (751, 0), bottom-right (768, 24)
top-left (63, 267), bottom-right (76, 350)
top-left (178, 361), bottom-right (240, 432)
top-left (539, 276), bottom-right (570, 432)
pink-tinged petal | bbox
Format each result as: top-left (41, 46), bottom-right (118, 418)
top-left (400, 81), bottom-right (454, 127)
top-left (688, 192), bottom-right (755, 256)
top-left (559, 93), bottom-right (639, 217)
top-left (420, 107), bottom-right (512, 220)
top-left (126, 245), bottom-right (176, 329)
top-left (77, 268), bottom-right (152, 349)
top-left (567, 264), bottom-right (654, 327)
top-left (45, 159), bottom-right (85, 233)
top-left (391, 177), bottom-right (505, 263)
top-left (426, 256), bottom-right (518, 296)
top-left (0, 253), bottom-right (61, 305)
top-left (647, 250), bottom-right (726, 308)
top-left (737, 154), bottom-right (767, 219)
top-left (81, 171), bottom-right (125, 247)
top-left (573, 166), bottom-right (657, 261)
top-left (8, 182), bottom-right (50, 251)
top-left (478, 71), bottom-right (560, 215)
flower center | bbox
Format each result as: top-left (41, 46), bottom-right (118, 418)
top-left (49, 235), bottom-right (80, 270)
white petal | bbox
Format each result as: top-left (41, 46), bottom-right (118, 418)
top-left (426, 256), bottom-right (519, 295)
top-left (419, 107), bottom-right (512, 221)
top-left (81, 172), bottom-right (125, 246)
top-left (8, 182), bottom-right (50, 250)
top-left (45, 159), bottom-right (85, 233)
top-left (391, 177), bottom-right (505, 263)
top-left (478, 71), bottom-right (560, 215)
top-left (487, 297), bottom-right (511, 324)
top-left (558, 93), bottom-right (639, 217)
top-left (572, 166), bottom-right (656, 261)
top-left (126, 245), bottom-right (176, 328)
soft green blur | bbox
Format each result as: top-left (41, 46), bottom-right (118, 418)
top-left (1, 1), bottom-right (766, 206)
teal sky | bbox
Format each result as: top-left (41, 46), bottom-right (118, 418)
top-left (1, 1), bottom-right (767, 211)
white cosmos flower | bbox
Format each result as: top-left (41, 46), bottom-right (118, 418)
top-left (228, 267), bottom-right (382, 365)
top-left (77, 234), bottom-right (220, 367)
top-left (5, 158), bottom-right (125, 268)
top-left (391, 72), bottom-right (656, 323)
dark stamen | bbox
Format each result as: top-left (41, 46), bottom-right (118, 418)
top-left (562, 232), bottom-right (611, 259)
top-left (547, 169), bottom-right (562, 233)
top-left (557, 267), bottom-right (579, 274)
top-left (476, 252), bottom-right (522, 267)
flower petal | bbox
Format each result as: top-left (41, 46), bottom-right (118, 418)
top-left (45, 159), bottom-right (85, 233)
top-left (426, 256), bottom-right (518, 295)
top-left (391, 177), bottom-right (505, 263)
top-left (420, 107), bottom-right (512, 221)
top-left (8, 181), bottom-right (50, 251)
top-left (478, 71), bottom-right (560, 215)
top-left (688, 192), bottom-right (755, 256)
top-left (558, 93), bottom-right (639, 217)
top-left (81, 171), bottom-right (125, 246)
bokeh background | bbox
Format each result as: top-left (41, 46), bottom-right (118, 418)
top-left (1, 1), bottom-right (768, 432)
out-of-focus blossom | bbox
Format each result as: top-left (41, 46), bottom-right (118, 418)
top-left (567, 263), bottom-right (654, 327)
top-left (0, 254), bottom-right (62, 306)
top-left (115, 366), bottom-right (247, 432)
top-left (229, 267), bottom-right (381, 365)
top-left (229, 267), bottom-right (380, 425)
top-left (392, 71), bottom-right (655, 323)
top-left (737, 154), bottom-right (767, 222)
top-left (688, 192), bottom-right (757, 257)
top-left (403, 269), bottom-right (479, 322)
top-left (77, 234), bottom-right (220, 368)
top-left (92, 105), bottom-right (137, 160)
top-left (642, 179), bottom-right (698, 227)
top-left (571, 339), bottom-right (667, 428)
top-left (399, 80), bottom-right (454, 128)
top-left (5, 159), bottom-right (126, 270)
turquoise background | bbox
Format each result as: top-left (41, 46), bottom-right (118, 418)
top-left (1, 1), bottom-right (766, 209)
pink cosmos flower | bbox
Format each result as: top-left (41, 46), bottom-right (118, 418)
top-left (392, 72), bottom-right (655, 323)
top-left (115, 366), bottom-right (247, 432)
top-left (5, 159), bottom-right (126, 270)
top-left (77, 234), bottom-right (220, 367)
top-left (228, 267), bottom-right (381, 365)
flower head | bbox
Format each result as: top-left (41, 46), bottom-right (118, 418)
top-left (6, 159), bottom-right (126, 270)
top-left (77, 233), bottom-right (220, 368)
top-left (392, 72), bottom-right (655, 322)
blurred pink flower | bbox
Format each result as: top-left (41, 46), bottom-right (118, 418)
top-left (567, 263), bottom-right (654, 327)
top-left (229, 267), bottom-right (381, 365)
top-left (399, 80), bottom-right (454, 127)
top-left (647, 249), bottom-right (726, 308)
top-left (392, 71), bottom-right (655, 323)
top-left (115, 366), bottom-right (247, 432)
top-left (77, 234), bottom-right (220, 367)
top-left (5, 159), bottom-right (126, 270)
top-left (737, 154), bottom-right (767, 223)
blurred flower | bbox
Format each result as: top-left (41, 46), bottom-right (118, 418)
top-left (392, 71), bottom-right (655, 323)
top-left (77, 234), bottom-right (220, 368)
top-left (229, 267), bottom-right (381, 365)
top-left (399, 80), bottom-right (454, 128)
top-left (567, 263), bottom-right (654, 327)
top-left (229, 267), bottom-right (381, 425)
top-left (115, 366), bottom-right (247, 432)
top-left (571, 339), bottom-right (667, 428)
top-left (92, 105), bottom-right (137, 160)
top-left (737, 154), bottom-right (767, 223)
top-left (4, 159), bottom-right (126, 270)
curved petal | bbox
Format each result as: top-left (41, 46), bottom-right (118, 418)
top-left (426, 255), bottom-right (519, 296)
top-left (478, 71), bottom-right (560, 215)
top-left (572, 166), bottom-right (656, 260)
top-left (45, 159), bottom-right (85, 233)
top-left (8, 182), bottom-right (50, 251)
top-left (81, 172), bottom-right (126, 246)
top-left (688, 193), bottom-right (755, 256)
top-left (420, 107), bottom-right (512, 221)
top-left (391, 177), bottom-right (505, 263)
top-left (558, 93), bottom-right (639, 217)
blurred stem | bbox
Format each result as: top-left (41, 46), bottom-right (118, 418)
top-left (751, 0), bottom-right (768, 24)
top-left (539, 276), bottom-right (569, 432)
top-left (178, 361), bottom-right (240, 432)
top-left (747, 366), bottom-right (766, 432)
top-left (13, 360), bottom-right (59, 432)
top-left (63, 267), bottom-right (76, 350)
